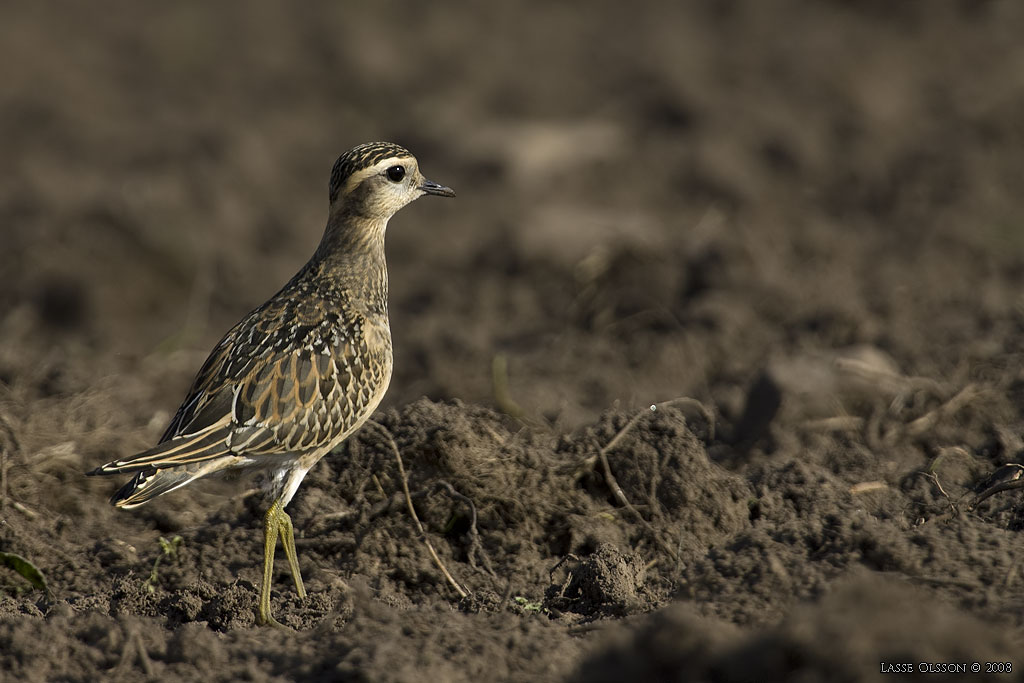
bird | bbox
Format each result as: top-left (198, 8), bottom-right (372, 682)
top-left (88, 141), bottom-right (455, 626)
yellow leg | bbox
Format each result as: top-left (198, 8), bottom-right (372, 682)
top-left (277, 507), bottom-right (307, 599)
top-left (260, 501), bottom-right (284, 627)
top-left (258, 499), bottom-right (307, 627)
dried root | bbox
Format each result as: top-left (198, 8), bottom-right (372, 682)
top-left (364, 420), bottom-right (470, 599)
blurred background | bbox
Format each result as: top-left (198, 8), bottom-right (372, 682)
top-left (2, 0), bottom-right (1024, 466)
top-left (4, 3), bottom-right (1024, 677)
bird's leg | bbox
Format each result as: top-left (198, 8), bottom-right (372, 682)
top-left (277, 507), bottom-right (307, 598)
top-left (259, 500), bottom-right (285, 627)
top-left (258, 499), bottom-right (307, 627)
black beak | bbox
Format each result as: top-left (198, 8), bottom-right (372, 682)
top-left (418, 179), bottom-right (456, 197)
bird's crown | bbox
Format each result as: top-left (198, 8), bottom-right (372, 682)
top-left (328, 141), bottom-right (413, 204)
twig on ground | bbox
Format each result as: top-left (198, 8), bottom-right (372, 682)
top-left (596, 438), bottom-right (678, 562)
top-left (548, 552), bottom-right (581, 602)
top-left (849, 480), bottom-right (887, 495)
top-left (546, 553), bottom-right (580, 602)
top-left (926, 446), bottom-right (973, 474)
top-left (431, 479), bottom-right (496, 577)
top-left (904, 383), bottom-right (983, 437)
top-left (920, 471), bottom-right (958, 517)
top-left (547, 553), bottom-right (581, 582)
top-left (12, 501), bottom-right (38, 519)
top-left (586, 398), bottom-right (711, 564)
top-left (576, 397), bottom-right (714, 477)
top-left (365, 420), bottom-right (469, 599)
top-left (360, 478), bottom-right (494, 577)
top-left (371, 474), bottom-right (386, 500)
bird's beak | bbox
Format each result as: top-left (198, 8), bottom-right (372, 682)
top-left (418, 179), bottom-right (456, 197)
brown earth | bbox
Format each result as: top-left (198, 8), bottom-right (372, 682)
top-left (3, 1), bottom-right (1024, 681)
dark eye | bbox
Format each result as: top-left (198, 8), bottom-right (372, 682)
top-left (386, 165), bottom-right (406, 183)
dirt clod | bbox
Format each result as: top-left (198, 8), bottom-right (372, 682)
top-left (544, 543), bottom-right (648, 618)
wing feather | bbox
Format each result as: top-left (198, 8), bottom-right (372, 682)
top-left (92, 292), bottom-right (391, 484)
top-left (89, 419), bottom-right (233, 474)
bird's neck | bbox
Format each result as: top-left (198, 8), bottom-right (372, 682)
top-left (313, 213), bottom-right (389, 312)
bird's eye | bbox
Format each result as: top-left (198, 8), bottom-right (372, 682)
top-left (386, 165), bottom-right (406, 183)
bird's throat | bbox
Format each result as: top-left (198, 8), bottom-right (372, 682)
top-left (314, 215), bottom-right (389, 312)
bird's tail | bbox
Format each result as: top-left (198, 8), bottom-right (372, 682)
top-left (107, 467), bottom-right (197, 508)
top-left (87, 426), bottom-right (242, 508)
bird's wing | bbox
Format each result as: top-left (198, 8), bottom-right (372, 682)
top-left (94, 298), bottom-right (386, 474)
top-left (224, 337), bottom-right (362, 455)
top-left (158, 308), bottom-right (265, 443)
top-left (89, 419), bottom-right (235, 474)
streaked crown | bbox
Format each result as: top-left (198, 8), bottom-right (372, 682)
top-left (328, 141), bottom-right (413, 205)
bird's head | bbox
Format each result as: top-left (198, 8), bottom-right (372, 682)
top-left (328, 141), bottom-right (455, 220)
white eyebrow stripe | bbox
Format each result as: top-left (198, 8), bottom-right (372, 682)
top-left (342, 157), bottom-right (416, 194)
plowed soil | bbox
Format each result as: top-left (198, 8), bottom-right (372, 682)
top-left (3, 2), bottom-right (1024, 681)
